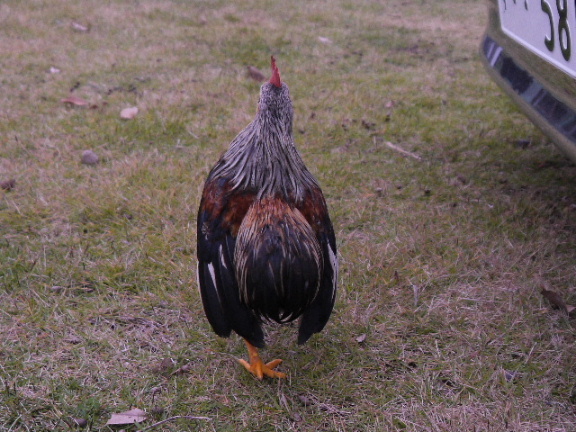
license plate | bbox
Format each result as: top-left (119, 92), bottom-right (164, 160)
top-left (499, 0), bottom-right (576, 78)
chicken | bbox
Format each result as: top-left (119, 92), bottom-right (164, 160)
top-left (196, 57), bottom-right (338, 379)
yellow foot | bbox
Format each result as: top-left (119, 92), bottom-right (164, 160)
top-left (238, 339), bottom-right (287, 379)
top-left (237, 357), bottom-right (286, 379)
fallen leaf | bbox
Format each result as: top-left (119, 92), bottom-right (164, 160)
top-left (149, 386), bottom-right (162, 397)
top-left (120, 106), bottom-right (139, 119)
top-left (150, 406), bottom-right (165, 416)
top-left (170, 362), bottom-right (193, 376)
top-left (72, 418), bottom-right (87, 427)
top-left (504, 370), bottom-right (519, 382)
top-left (71, 22), bottom-right (90, 32)
top-left (1, 179), bottom-right (16, 191)
top-left (151, 358), bottom-right (176, 375)
top-left (81, 150), bottom-right (99, 165)
top-left (61, 96), bottom-right (89, 107)
top-left (541, 288), bottom-right (568, 313)
top-left (247, 66), bottom-right (266, 82)
top-left (106, 408), bottom-right (147, 426)
top-left (355, 334), bottom-right (367, 344)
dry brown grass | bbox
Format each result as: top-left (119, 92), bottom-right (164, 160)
top-left (1, 0), bottom-right (576, 431)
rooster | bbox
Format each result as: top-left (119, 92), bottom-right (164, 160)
top-left (196, 57), bottom-right (338, 379)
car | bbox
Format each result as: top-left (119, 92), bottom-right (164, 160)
top-left (480, 0), bottom-right (576, 163)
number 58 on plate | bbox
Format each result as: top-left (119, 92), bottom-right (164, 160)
top-left (499, 0), bottom-right (576, 78)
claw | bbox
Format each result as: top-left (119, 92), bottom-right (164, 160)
top-left (238, 339), bottom-right (287, 379)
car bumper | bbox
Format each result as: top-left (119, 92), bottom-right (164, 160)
top-left (480, 0), bottom-right (576, 163)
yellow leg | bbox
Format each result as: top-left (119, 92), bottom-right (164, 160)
top-left (237, 339), bottom-right (286, 379)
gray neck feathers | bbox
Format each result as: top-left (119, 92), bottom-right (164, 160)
top-left (212, 116), bottom-right (318, 201)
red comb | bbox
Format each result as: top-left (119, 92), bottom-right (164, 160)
top-left (270, 56), bottom-right (281, 88)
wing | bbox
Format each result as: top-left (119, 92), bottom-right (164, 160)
top-left (296, 185), bottom-right (338, 344)
top-left (196, 176), bottom-right (265, 348)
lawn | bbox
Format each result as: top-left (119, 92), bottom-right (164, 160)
top-left (1, 0), bottom-right (576, 431)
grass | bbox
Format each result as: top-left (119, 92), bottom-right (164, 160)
top-left (1, 0), bottom-right (576, 430)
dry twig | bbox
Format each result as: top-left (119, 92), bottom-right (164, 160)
top-left (383, 140), bottom-right (422, 160)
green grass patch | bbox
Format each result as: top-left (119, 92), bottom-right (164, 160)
top-left (1, 0), bottom-right (576, 431)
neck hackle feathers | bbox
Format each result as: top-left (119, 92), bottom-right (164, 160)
top-left (270, 56), bottom-right (282, 88)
